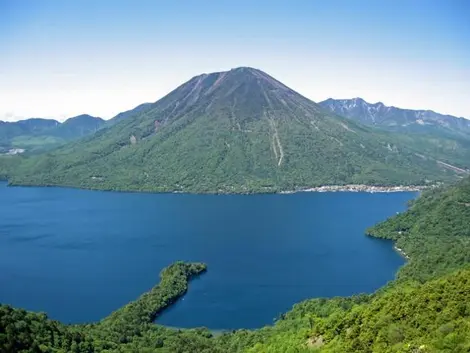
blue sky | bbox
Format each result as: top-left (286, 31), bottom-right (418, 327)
top-left (1, 0), bottom-right (469, 120)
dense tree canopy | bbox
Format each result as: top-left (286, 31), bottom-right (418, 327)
top-left (367, 177), bottom-right (470, 282)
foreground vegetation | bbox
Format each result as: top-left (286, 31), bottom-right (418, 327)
top-left (0, 262), bottom-right (210, 353)
top-left (1, 177), bottom-right (470, 352)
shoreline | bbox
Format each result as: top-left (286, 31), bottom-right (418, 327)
top-left (279, 184), bottom-right (428, 194)
top-left (4, 180), bottom-right (430, 195)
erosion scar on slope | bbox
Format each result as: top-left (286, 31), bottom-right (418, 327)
top-left (267, 113), bottom-right (284, 167)
top-left (262, 89), bottom-right (284, 167)
top-left (271, 133), bottom-right (278, 161)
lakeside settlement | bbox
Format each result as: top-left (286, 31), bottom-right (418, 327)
top-left (280, 184), bottom-right (429, 194)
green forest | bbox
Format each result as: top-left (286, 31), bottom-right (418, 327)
top-left (2, 177), bottom-right (470, 352)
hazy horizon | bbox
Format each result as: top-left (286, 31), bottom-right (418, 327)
top-left (1, 0), bottom-right (469, 121)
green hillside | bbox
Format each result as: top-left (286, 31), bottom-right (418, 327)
top-left (367, 177), bottom-right (470, 282)
top-left (0, 115), bottom-right (105, 154)
top-left (319, 98), bottom-right (470, 174)
top-left (0, 156), bottom-right (20, 180)
top-left (6, 68), bottom-right (465, 192)
top-left (2, 177), bottom-right (470, 352)
top-left (52, 115), bottom-right (106, 140)
top-left (0, 119), bottom-right (59, 153)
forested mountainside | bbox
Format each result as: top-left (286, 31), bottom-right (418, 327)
top-left (319, 98), bottom-right (470, 172)
top-left (4, 68), bottom-right (467, 193)
top-left (0, 155), bottom-right (19, 180)
top-left (0, 115), bottom-right (105, 154)
top-left (2, 177), bottom-right (470, 353)
top-left (367, 176), bottom-right (470, 282)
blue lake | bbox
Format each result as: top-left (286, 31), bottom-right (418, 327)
top-left (0, 182), bottom-right (415, 329)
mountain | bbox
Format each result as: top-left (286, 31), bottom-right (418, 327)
top-left (7, 67), bottom-right (468, 192)
top-left (53, 114), bottom-right (105, 139)
top-left (319, 97), bottom-right (470, 135)
top-left (319, 97), bottom-right (470, 172)
top-left (0, 115), bottom-right (105, 154)
top-left (109, 102), bottom-right (153, 124)
top-left (0, 118), bottom-right (59, 142)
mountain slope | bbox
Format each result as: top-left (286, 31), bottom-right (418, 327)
top-left (53, 114), bottom-right (105, 139)
top-left (320, 98), bottom-right (470, 173)
top-left (108, 102), bottom-right (153, 124)
top-left (0, 118), bottom-right (59, 146)
top-left (320, 97), bottom-right (470, 135)
top-left (8, 68), bottom-right (465, 192)
top-left (0, 115), bottom-right (105, 154)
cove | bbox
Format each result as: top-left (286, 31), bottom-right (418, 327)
top-left (0, 182), bottom-right (415, 330)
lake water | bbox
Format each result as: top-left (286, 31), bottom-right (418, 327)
top-left (0, 182), bottom-right (414, 329)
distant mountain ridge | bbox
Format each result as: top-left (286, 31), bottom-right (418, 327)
top-left (0, 114), bottom-right (105, 153)
top-left (0, 118), bottom-right (60, 136)
top-left (319, 97), bottom-right (470, 134)
top-left (7, 67), bottom-right (467, 192)
top-left (54, 114), bottom-right (105, 139)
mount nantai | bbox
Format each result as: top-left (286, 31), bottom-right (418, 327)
top-left (6, 68), bottom-right (465, 193)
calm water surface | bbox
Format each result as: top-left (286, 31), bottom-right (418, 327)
top-left (0, 182), bottom-right (414, 329)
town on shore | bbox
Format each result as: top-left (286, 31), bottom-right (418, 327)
top-left (281, 184), bottom-right (428, 194)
